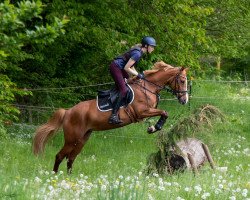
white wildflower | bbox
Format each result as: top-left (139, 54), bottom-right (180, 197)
top-left (229, 196), bottom-right (236, 200)
top-left (148, 193), bottom-right (154, 200)
top-left (91, 155), bottom-right (96, 161)
top-left (173, 182), bottom-right (179, 186)
top-left (194, 185), bottom-right (202, 194)
top-left (48, 185), bottom-right (53, 191)
top-left (165, 182), bottom-right (172, 186)
top-left (34, 176), bottom-right (42, 183)
top-left (39, 170), bottom-right (44, 175)
top-left (201, 192), bottom-right (210, 199)
top-left (86, 185), bottom-right (91, 191)
top-left (228, 182), bottom-right (233, 187)
top-left (214, 188), bottom-right (221, 194)
top-left (158, 185), bottom-right (165, 191)
top-left (101, 184), bottom-right (107, 191)
top-left (125, 176), bottom-right (131, 181)
top-left (236, 165), bottom-right (242, 172)
top-left (242, 189), bottom-right (248, 197)
top-left (119, 175), bottom-right (124, 179)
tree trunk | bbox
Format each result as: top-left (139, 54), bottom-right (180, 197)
top-left (216, 56), bottom-right (221, 70)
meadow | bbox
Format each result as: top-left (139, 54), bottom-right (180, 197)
top-left (0, 80), bottom-right (249, 200)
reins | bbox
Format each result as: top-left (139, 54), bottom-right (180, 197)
top-left (135, 72), bottom-right (189, 98)
top-left (133, 79), bottom-right (161, 108)
top-left (135, 79), bottom-right (161, 98)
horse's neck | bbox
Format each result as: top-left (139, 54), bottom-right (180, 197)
top-left (146, 68), bottom-right (177, 88)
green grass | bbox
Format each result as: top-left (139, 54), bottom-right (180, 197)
top-left (0, 81), bottom-right (249, 199)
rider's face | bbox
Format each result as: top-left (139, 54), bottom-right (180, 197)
top-left (147, 45), bottom-right (155, 53)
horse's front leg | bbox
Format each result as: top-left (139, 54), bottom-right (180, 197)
top-left (139, 108), bottom-right (168, 134)
top-left (147, 111), bottom-right (168, 134)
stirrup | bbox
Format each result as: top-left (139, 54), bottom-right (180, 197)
top-left (109, 114), bottom-right (123, 124)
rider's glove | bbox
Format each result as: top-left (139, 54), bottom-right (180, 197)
top-left (137, 73), bottom-right (145, 79)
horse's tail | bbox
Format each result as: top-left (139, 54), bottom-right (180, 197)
top-left (33, 108), bottom-right (66, 155)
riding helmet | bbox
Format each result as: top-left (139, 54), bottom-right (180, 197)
top-left (141, 36), bottom-right (156, 47)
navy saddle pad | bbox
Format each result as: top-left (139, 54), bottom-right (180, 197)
top-left (97, 84), bottom-right (134, 112)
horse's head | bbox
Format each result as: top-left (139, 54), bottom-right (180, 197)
top-left (144, 61), bottom-right (189, 105)
top-left (168, 67), bottom-right (189, 105)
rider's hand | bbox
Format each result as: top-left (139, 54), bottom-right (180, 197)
top-left (137, 73), bottom-right (145, 79)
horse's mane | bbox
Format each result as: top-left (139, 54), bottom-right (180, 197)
top-left (144, 61), bottom-right (175, 76)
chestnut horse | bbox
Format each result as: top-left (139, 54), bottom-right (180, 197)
top-left (33, 61), bottom-right (189, 173)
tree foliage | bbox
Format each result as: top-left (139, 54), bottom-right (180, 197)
top-left (204, 0), bottom-right (250, 58)
top-left (1, 0), bottom-right (250, 125)
top-left (0, 0), bottom-right (67, 131)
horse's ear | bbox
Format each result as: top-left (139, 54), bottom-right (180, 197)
top-left (181, 66), bottom-right (189, 72)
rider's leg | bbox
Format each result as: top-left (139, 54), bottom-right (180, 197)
top-left (109, 63), bottom-right (128, 124)
top-left (109, 94), bottom-right (123, 124)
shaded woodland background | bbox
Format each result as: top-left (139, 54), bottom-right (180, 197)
top-left (1, 0), bottom-right (250, 132)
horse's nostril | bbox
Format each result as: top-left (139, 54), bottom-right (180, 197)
top-left (180, 99), bottom-right (187, 105)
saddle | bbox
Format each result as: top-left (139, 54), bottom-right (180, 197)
top-left (97, 84), bottom-right (134, 112)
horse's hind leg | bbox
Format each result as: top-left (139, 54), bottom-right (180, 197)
top-left (67, 130), bottom-right (92, 174)
top-left (53, 144), bottom-right (74, 173)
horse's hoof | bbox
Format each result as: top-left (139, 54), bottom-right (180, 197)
top-left (147, 125), bottom-right (156, 134)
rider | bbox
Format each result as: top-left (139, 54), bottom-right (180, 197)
top-left (108, 36), bottom-right (156, 124)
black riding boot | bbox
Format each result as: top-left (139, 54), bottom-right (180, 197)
top-left (109, 95), bottom-right (123, 124)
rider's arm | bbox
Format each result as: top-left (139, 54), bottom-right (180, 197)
top-left (131, 66), bottom-right (136, 73)
top-left (124, 58), bottom-right (139, 76)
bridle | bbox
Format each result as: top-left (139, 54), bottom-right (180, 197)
top-left (136, 70), bottom-right (189, 99)
top-left (165, 73), bottom-right (188, 97)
